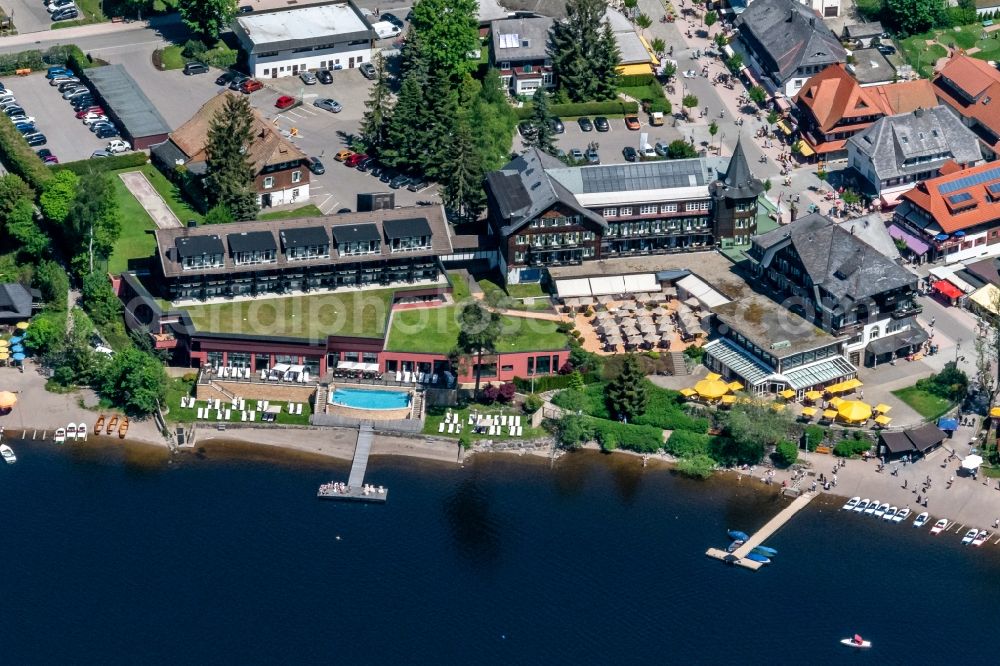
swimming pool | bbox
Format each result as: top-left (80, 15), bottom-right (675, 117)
top-left (331, 388), bottom-right (411, 410)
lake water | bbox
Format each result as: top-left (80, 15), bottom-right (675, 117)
top-left (0, 436), bottom-right (994, 664)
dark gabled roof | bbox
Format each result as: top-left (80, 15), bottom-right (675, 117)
top-left (843, 22), bottom-right (883, 39)
top-left (0, 283), bottom-right (32, 318)
top-left (752, 213), bottom-right (915, 303)
top-left (332, 223), bottom-right (381, 244)
top-left (280, 226), bottom-right (329, 249)
top-left (228, 230), bottom-right (276, 254)
top-left (176, 235), bottom-right (224, 258)
top-left (485, 147), bottom-right (608, 237)
top-left (735, 0), bottom-right (846, 84)
top-left (383, 217), bottom-right (432, 240)
top-left (881, 423), bottom-right (945, 454)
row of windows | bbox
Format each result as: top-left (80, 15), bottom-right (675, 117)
top-left (263, 171), bottom-right (303, 188)
top-left (603, 201), bottom-right (709, 217)
top-left (498, 60), bottom-right (552, 70)
top-left (528, 215), bottom-right (579, 229)
top-left (606, 219), bottom-right (708, 236)
top-left (514, 231), bottom-right (596, 245)
top-left (513, 247), bottom-right (595, 262)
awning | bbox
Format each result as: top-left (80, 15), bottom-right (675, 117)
top-left (962, 454), bottom-right (983, 470)
top-left (866, 327), bottom-right (928, 356)
top-left (556, 278), bottom-right (592, 298)
top-left (969, 284), bottom-right (1000, 315)
top-left (933, 279), bottom-right (963, 300)
top-left (874, 415), bottom-right (892, 426)
top-left (675, 274), bottom-right (730, 309)
top-left (623, 273), bottom-right (658, 293)
top-left (590, 275), bottom-right (627, 297)
top-left (879, 191), bottom-right (906, 208)
top-left (887, 224), bottom-right (930, 255)
top-left (795, 139), bottom-right (815, 157)
top-left (774, 97), bottom-right (791, 112)
top-left (776, 120), bottom-right (792, 135)
top-left (937, 417), bottom-right (958, 431)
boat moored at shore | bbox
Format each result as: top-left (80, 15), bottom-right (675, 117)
top-left (913, 512), bottom-right (930, 528)
top-left (842, 496), bottom-right (861, 511)
top-left (0, 444), bottom-right (15, 464)
top-left (930, 518), bottom-right (948, 534)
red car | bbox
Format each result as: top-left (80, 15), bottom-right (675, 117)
top-left (275, 95), bottom-right (296, 110)
top-left (344, 152), bottom-right (368, 168)
top-left (624, 115), bottom-right (641, 130)
top-left (240, 79), bottom-right (263, 94)
top-left (75, 106), bottom-right (104, 118)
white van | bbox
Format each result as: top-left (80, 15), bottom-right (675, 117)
top-left (371, 20), bottom-right (401, 40)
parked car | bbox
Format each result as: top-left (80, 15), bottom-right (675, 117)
top-left (49, 76), bottom-right (79, 86)
top-left (47, 0), bottom-right (75, 11)
top-left (379, 169), bottom-right (396, 183)
top-left (81, 112), bottom-right (108, 124)
top-left (307, 157), bottom-right (325, 175)
top-left (76, 106), bottom-right (104, 118)
top-left (549, 118), bottom-right (565, 134)
top-left (52, 7), bottom-right (79, 21)
top-left (407, 179), bottom-right (428, 192)
top-left (877, 44), bottom-right (896, 56)
top-left (344, 152), bottom-right (368, 168)
top-left (8, 114), bottom-right (34, 125)
top-left (215, 70), bottom-right (240, 86)
top-left (183, 62), bottom-right (209, 75)
top-left (313, 97), bottom-right (342, 113)
top-left (382, 12), bottom-right (404, 27)
top-left (317, 69), bottom-right (334, 84)
top-left (106, 139), bottom-right (131, 154)
top-left (624, 115), bottom-right (641, 130)
top-left (359, 62), bottom-right (377, 79)
top-left (228, 75), bottom-right (250, 91)
top-left (36, 148), bottom-right (53, 160)
top-left (89, 121), bottom-right (114, 133)
top-left (91, 150), bottom-right (111, 158)
top-left (25, 133), bottom-right (47, 146)
top-left (58, 81), bottom-right (83, 92)
top-left (239, 79), bottom-right (263, 94)
top-left (334, 149), bottom-right (354, 162)
top-left (585, 147), bottom-right (600, 164)
top-left (578, 117), bottom-right (593, 132)
top-left (299, 71), bottom-right (318, 85)
top-left (356, 156), bottom-right (376, 171)
top-left (518, 120), bottom-right (537, 139)
top-left (369, 164), bottom-right (385, 177)
top-left (594, 116), bottom-right (610, 132)
top-left (46, 67), bottom-right (71, 79)
top-left (4, 106), bottom-right (25, 116)
top-left (275, 95), bottom-right (296, 110)
top-left (654, 141), bottom-right (669, 157)
top-left (63, 88), bottom-right (90, 100)
top-left (43, 155), bottom-right (59, 165)
top-left (238, 5), bottom-right (253, 13)
top-left (71, 98), bottom-right (96, 110)
top-left (569, 148), bottom-right (584, 161)
top-left (0, 94), bottom-right (15, 105)
top-left (389, 174), bottom-right (411, 189)
top-left (14, 123), bottom-right (37, 134)
top-left (95, 126), bottom-right (119, 139)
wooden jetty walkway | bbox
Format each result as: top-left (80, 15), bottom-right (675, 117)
top-left (318, 424), bottom-right (387, 503)
top-left (706, 491), bottom-right (817, 571)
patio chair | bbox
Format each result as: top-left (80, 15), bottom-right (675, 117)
top-left (217, 410), bottom-right (223, 421)
top-left (447, 423), bottom-right (455, 433)
top-left (214, 399), bottom-right (221, 411)
top-left (262, 401), bottom-right (269, 410)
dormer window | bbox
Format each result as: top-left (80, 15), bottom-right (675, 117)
top-left (176, 234), bottom-right (225, 271)
top-left (332, 223), bottom-right (381, 256)
top-left (383, 217), bottom-right (433, 253)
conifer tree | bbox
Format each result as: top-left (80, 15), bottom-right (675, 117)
top-left (442, 116), bottom-right (486, 222)
top-left (527, 88), bottom-right (556, 154)
top-left (605, 354), bottom-right (648, 422)
top-left (550, 0), bottom-right (619, 102)
top-left (382, 64), bottom-right (427, 169)
top-left (360, 54), bottom-right (393, 157)
top-left (594, 22), bottom-right (622, 101)
top-left (204, 94), bottom-right (258, 221)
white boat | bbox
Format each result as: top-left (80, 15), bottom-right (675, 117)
top-left (0, 444), bottom-right (15, 464)
top-left (961, 528), bottom-right (979, 545)
top-left (882, 506), bottom-right (898, 522)
top-left (930, 518), bottom-right (948, 534)
top-left (873, 502), bottom-right (889, 518)
top-left (912, 511), bottom-right (929, 528)
top-left (853, 499), bottom-right (870, 513)
top-left (54, 428), bottom-right (66, 444)
top-left (77, 422), bottom-right (87, 440)
top-left (864, 500), bottom-right (880, 516)
top-left (66, 423), bottom-right (77, 440)
top-left (973, 530), bottom-right (989, 547)
top-left (841, 635), bottom-right (872, 649)
top-left (842, 496), bottom-right (861, 511)
top-left (893, 507), bottom-right (911, 524)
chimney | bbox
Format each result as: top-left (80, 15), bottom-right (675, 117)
top-left (914, 107), bottom-right (924, 118)
top-left (789, 9), bottom-right (795, 21)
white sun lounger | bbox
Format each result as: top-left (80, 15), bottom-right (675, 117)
top-left (439, 422), bottom-right (445, 432)
top-left (395, 371), bottom-right (402, 382)
top-left (249, 410), bottom-right (256, 421)
top-left (197, 407), bottom-right (203, 419)
top-left (241, 411), bottom-right (247, 421)
top-left (447, 423), bottom-right (454, 433)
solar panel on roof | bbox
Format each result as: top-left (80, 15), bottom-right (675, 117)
top-left (947, 192), bottom-right (973, 205)
top-left (939, 165), bottom-right (1000, 194)
top-left (579, 160), bottom-right (706, 194)
top-left (987, 182), bottom-right (1000, 194)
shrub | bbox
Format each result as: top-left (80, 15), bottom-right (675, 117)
top-left (459, 431), bottom-right (472, 450)
top-left (619, 73), bottom-right (656, 86)
top-left (498, 382), bottom-right (516, 403)
top-left (805, 425), bottom-right (826, 451)
top-left (557, 414), bottom-right (592, 449)
top-left (665, 430), bottom-right (711, 457)
top-left (0, 115), bottom-right (54, 190)
top-left (683, 345), bottom-right (705, 361)
top-left (182, 372), bottom-right (198, 383)
top-left (514, 99), bottom-right (640, 120)
top-left (513, 371), bottom-right (600, 393)
top-left (481, 384), bottom-right (499, 403)
top-left (676, 454), bottom-right (715, 479)
top-left (52, 151), bottom-right (149, 176)
top-left (587, 418), bottom-right (663, 453)
top-left (522, 393), bottom-right (542, 414)
top-left (774, 440), bottom-right (799, 467)
top-left (203, 44), bottom-right (238, 69)
top-left (833, 437), bottom-right (872, 458)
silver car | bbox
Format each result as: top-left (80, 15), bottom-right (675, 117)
top-left (299, 71), bottom-right (318, 85)
top-left (313, 97), bottom-right (342, 113)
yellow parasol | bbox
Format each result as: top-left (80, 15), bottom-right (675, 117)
top-left (991, 406), bottom-right (1000, 419)
top-left (841, 378), bottom-right (863, 391)
top-left (874, 403), bottom-right (892, 414)
top-left (822, 409), bottom-right (838, 420)
top-left (720, 395), bottom-right (736, 405)
top-left (801, 406), bottom-right (818, 417)
top-left (704, 372), bottom-right (722, 382)
top-left (828, 396), bottom-right (844, 407)
top-left (770, 402), bottom-right (785, 412)
top-left (874, 415), bottom-right (892, 426)
top-left (838, 400), bottom-right (873, 423)
top-left (0, 391), bottom-right (16, 409)
top-left (680, 388), bottom-right (697, 398)
top-left (824, 381), bottom-right (843, 394)
top-left (694, 378), bottom-right (730, 400)
top-left (805, 390), bottom-right (823, 401)
top-left (0, 339), bottom-right (8, 347)
top-left (0, 352), bottom-right (8, 361)
top-left (727, 380), bottom-right (744, 391)
top-left (779, 388), bottom-right (796, 400)
top-left (15, 321), bottom-right (28, 330)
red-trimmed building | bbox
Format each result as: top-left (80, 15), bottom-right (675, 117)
top-left (893, 161), bottom-right (1000, 265)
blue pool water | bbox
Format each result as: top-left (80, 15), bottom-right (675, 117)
top-left (331, 387), bottom-right (411, 410)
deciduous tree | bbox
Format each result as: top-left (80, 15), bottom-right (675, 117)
top-left (5, 199), bottom-right (47, 260)
top-left (40, 170), bottom-right (79, 223)
top-left (455, 301), bottom-right (501, 395)
top-left (66, 173), bottom-right (120, 275)
top-left (204, 93), bottom-right (259, 221)
top-left (178, 0), bottom-right (237, 40)
top-left (99, 347), bottom-right (167, 416)
top-left (883, 0), bottom-right (941, 37)
top-left (408, 0), bottom-right (479, 79)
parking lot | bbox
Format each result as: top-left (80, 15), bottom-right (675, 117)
top-left (5, 0), bottom-right (53, 35)
top-left (515, 113), bottom-right (686, 165)
top-left (6, 72), bottom-right (109, 161)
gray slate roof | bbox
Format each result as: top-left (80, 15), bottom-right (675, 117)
top-left (0, 283), bottom-right (32, 322)
top-left (499, 0), bottom-right (567, 19)
top-left (485, 148), bottom-right (606, 236)
top-left (491, 16), bottom-right (553, 62)
top-left (735, 0), bottom-right (845, 84)
top-left (843, 22), bottom-right (883, 39)
top-left (752, 212), bottom-right (915, 303)
top-left (847, 105), bottom-right (981, 183)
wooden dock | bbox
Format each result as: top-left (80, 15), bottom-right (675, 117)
top-left (706, 491), bottom-right (817, 571)
top-left (318, 424), bottom-right (387, 503)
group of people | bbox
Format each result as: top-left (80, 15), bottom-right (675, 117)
top-left (318, 481), bottom-right (387, 496)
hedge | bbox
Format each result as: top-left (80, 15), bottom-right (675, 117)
top-left (515, 99), bottom-right (640, 120)
top-left (0, 115), bottom-right (54, 190)
top-left (52, 151), bottom-right (149, 176)
top-left (587, 417), bottom-right (664, 453)
top-left (619, 73), bottom-right (656, 87)
top-left (514, 371), bottom-right (600, 393)
top-left (0, 44), bottom-right (91, 77)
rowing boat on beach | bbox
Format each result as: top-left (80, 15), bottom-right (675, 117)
top-left (842, 496), bottom-right (860, 511)
top-left (106, 415), bottom-right (118, 435)
top-left (930, 518), bottom-right (948, 534)
top-left (912, 511), bottom-right (928, 528)
top-left (118, 416), bottom-right (129, 439)
top-left (853, 499), bottom-right (870, 513)
top-left (973, 530), bottom-right (989, 546)
top-left (893, 507), bottom-right (910, 524)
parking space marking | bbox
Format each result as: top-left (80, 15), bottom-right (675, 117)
top-left (319, 196), bottom-right (338, 213)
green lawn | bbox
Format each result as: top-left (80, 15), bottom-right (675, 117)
top-left (163, 378), bottom-right (313, 425)
top-left (51, 0), bottom-right (103, 28)
top-left (257, 204), bottom-right (324, 221)
top-left (109, 172), bottom-right (158, 274)
top-left (423, 404), bottom-right (543, 440)
top-left (449, 272), bottom-right (471, 301)
top-left (135, 164), bottom-right (204, 224)
top-left (386, 306), bottom-right (569, 354)
top-left (158, 45), bottom-right (185, 70)
top-left (506, 282), bottom-right (546, 299)
top-left (891, 386), bottom-right (954, 421)
top-left (900, 23), bottom-right (1000, 78)
top-left (182, 288), bottom-right (397, 339)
